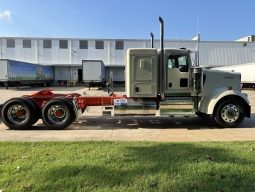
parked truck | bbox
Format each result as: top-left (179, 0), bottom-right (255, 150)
top-left (213, 63), bottom-right (255, 88)
top-left (82, 60), bottom-right (106, 89)
top-left (0, 17), bottom-right (251, 130)
top-left (0, 59), bottom-right (54, 89)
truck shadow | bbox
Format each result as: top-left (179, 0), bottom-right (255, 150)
top-left (32, 113), bottom-right (255, 130)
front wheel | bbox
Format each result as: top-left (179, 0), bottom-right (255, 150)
top-left (214, 100), bottom-right (244, 128)
top-left (42, 98), bottom-right (75, 130)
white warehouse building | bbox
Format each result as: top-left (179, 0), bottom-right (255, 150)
top-left (0, 37), bottom-right (255, 84)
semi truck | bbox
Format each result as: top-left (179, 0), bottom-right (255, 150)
top-left (0, 59), bottom-right (54, 89)
top-left (0, 17), bottom-right (251, 130)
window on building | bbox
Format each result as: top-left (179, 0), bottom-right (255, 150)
top-left (95, 40), bottom-right (104, 49)
top-left (43, 40), bottom-right (52, 48)
top-left (7, 39), bottom-right (15, 48)
top-left (23, 39), bottom-right (31, 48)
top-left (80, 40), bottom-right (88, 49)
top-left (252, 36), bottom-right (255, 42)
top-left (115, 40), bottom-right (124, 50)
top-left (59, 40), bottom-right (68, 49)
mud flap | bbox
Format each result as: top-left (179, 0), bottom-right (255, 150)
top-left (72, 100), bottom-right (83, 122)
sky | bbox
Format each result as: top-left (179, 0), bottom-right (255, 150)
top-left (0, 0), bottom-right (254, 41)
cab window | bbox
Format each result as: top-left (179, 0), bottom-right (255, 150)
top-left (133, 56), bottom-right (153, 81)
top-left (167, 55), bottom-right (189, 72)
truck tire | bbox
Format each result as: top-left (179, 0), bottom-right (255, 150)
top-left (23, 97), bottom-right (41, 126)
top-left (42, 98), bottom-right (75, 130)
top-left (1, 98), bottom-right (39, 130)
top-left (214, 100), bottom-right (245, 128)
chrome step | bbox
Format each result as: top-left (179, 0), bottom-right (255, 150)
top-left (102, 106), bottom-right (113, 116)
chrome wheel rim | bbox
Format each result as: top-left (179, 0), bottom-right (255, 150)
top-left (7, 104), bottom-right (28, 124)
top-left (220, 104), bottom-right (240, 123)
top-left (47, 105), bottom-right (68, 124)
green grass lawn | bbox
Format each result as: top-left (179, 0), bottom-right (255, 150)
top-left (0, 141), bottom-right (255, 192)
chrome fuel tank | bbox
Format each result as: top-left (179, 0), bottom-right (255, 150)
top-left (113, 98), bottom-right (156, 116)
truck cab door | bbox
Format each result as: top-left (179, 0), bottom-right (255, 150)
top-left (165, 50), bottom-right (191, 93)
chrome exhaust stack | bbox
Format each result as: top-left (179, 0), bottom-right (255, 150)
top-left (150, 32), bottom-right (154, 48)
top-left (159, 16), bottom-right (165, 99)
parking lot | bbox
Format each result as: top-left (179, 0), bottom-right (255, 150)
top-left (0, 86), bottom-right (255, 142)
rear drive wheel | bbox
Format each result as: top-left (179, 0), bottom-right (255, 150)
top-left (24, 97), bottom-right (40, 126)
top-left (42, 98), bottom-right (75, 130)
top-left (1, 98), bottom-right (39, 130)
top-left (214, 100), bottom-right (244, 128)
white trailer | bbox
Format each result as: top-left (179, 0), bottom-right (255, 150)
top-left (214, 63), bottom-right (255, 88)
top-left (82, 60), bottom-right (106, 89)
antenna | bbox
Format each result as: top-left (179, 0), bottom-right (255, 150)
top-left (195, 16), bottom-right (200, 66)
top-left (195, 33), bottom-right (200, 66)
top-left (196, 16), bottom-right (199, 35)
